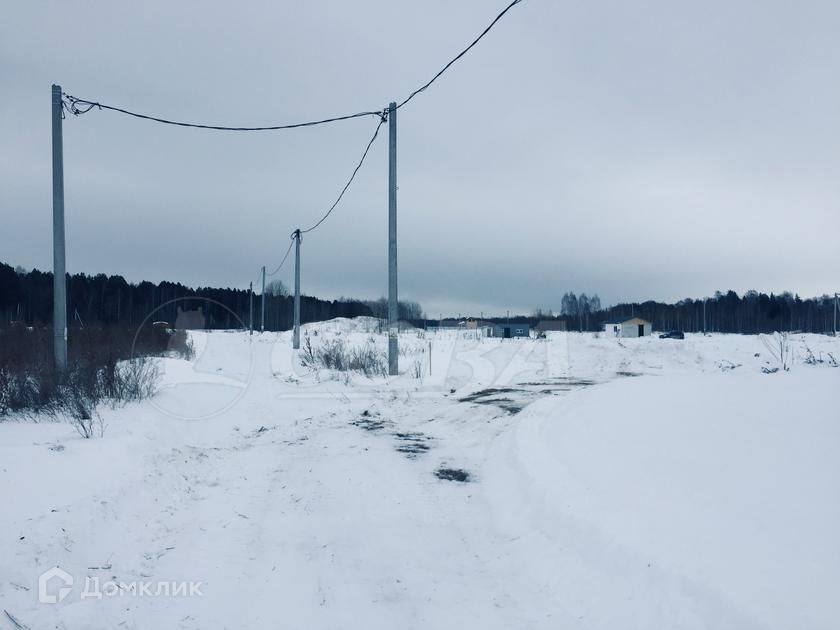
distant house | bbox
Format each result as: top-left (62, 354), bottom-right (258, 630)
top-left (604, 317), bottom-right (652, 338)
top-left (461, 318), bottom-right (492, 337)
top-left (493, 322), bottom-right (530, 338)
top-left (535, 319), bottom-right (567, 333)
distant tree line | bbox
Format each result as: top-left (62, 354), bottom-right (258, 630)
top-left (2, 262), bottom-right (833, 335)
top-left (538, 290), bottom-right (837, 334)
top-left (0, 263), bottom-right (424, 332)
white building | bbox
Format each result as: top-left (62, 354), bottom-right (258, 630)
top-left (604, 317), bottom-right (652, 338)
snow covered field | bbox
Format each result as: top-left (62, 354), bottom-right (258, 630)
top-left (1, 320), bottom-right (838, 629)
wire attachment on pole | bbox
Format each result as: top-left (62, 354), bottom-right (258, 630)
top-left (63, 94), bottom-right (102, 116)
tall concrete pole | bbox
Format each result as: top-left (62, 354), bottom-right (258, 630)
top-left (249, 281), bottom-right (253, 335)
top-left (293, 230), bottom-right (301, 349)
top-left (260, 266), bottom-right (266, 333)
top-left (388, 102), bottom-right (398, 375)
top-left (51, 84), bottom-right (67, 371)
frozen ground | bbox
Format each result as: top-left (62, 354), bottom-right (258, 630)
top-left (1, 320), bottom-right (838, 629)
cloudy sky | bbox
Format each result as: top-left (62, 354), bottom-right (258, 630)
top-left (2, 0), bottom-right (838, 316)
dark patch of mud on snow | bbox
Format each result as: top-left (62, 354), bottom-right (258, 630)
top-left (458, 388), bottom-right (526, 414)
top-left (350, 410), bottom-right (390, 432)
top-left (393, 431), bottom-right (433, 458)
top-left (435, 468), bottom-right (471, 482)
top-left (458, 378), bottom-right (596, 414)
top-left (518, 377), bottom-right (597, 388)
top-left (351, 413), bottom-right (435, 459)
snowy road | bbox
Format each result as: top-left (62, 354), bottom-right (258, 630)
top-left (2, 325), bottom-right (838, 629)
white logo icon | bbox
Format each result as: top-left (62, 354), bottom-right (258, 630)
top-left (38, 567), bottom-right (73, 604)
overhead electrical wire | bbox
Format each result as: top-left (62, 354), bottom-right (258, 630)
top-left (61, 0), bottom-right (524, 271)
top-left (299, 114), bottom-right (387, 234)
top-left (62, 95), bottom-right (382, 131)
top-left (397, 0), bottom-right (522, 109)
top-left (291, 0), bottom-right (523, 236)
top-left (266, 237), bottom-right (295, 277)
top-left (256, 113), bottom-right (383, 278)
top-left (61, 0), bottom-right (524, 131)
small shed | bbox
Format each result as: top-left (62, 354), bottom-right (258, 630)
top-left (494, 323), bottom-right (530, 338)
top-left (604, 317), bottom-right (652, 338)
top-left (465, 318), bottom-right (493, 336)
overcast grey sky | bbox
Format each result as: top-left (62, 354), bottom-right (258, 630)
top-left (2, 0), bottom-right (838, 316)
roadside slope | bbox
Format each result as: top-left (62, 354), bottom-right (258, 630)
top-left (483, 369), bottom-right (840, 629)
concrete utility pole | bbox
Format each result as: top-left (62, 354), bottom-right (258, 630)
top-left (249, 281), bottom-right (253, 335)
top-left (428, 340), bottom-right (432, 376)
top-left (293, 230), bottom-right (301, 349)
top-left (260, 266), bottom-right (266, 333)
top-left (388, 101), bottom-right (398, 375)
top-left (51, 84), bottom-right (67, 371)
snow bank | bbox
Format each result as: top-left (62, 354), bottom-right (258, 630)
top-left (484, 369), bottom-right (840, 629)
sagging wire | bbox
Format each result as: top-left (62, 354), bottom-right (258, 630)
top-left (298, 110), bottom-right (387, 234)
top-left (266, 236), bottom-right (295, 277)
top-left (61, 93), bottom-right (381, 131)
top-left (59, 1), bottom-right (525, 130)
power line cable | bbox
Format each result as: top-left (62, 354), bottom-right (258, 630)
top-left (256, 112), bottom-right (383, 287)
top-left (299, 114), bottom-right (386, 234)
top-left (397, 0), bottom-right (523, 109)
top-left (266, 237), bottom-right (295, 276)
top-left (62, 95), bottom-right (381, 131)
top-left (61, 0), bottom-right (524, 129)
top-left (61, 0), bottom-right (525, 283)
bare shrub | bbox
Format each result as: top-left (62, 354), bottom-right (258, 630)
top-left (59, 376), bottom-right (101, 438)
top-left (348, 343), bottom-right (387, 377)
top-left (113, 357), bottom-right (160, 402)
top-left (0, 325), bottom-right (167, 432)
top-left (760, 332), bottom-right (792, 372)
top-left (0, 328), bottom-right (59, 416)
top-left (802, 342), bottom-right (839, 368)
top-left (300, 333), bottom-right (317, 370)
top-left (299, 335), bottom-right (387, 377)
top-left (319, 338), bottom-right (347, 371)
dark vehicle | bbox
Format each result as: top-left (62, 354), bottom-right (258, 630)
top-left (659, 331), bottom-right (685, 339)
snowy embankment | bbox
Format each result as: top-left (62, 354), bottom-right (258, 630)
top-left (0, 320), bottom-right (838, 629)
top-left (484, 370), bottom-right (839, 629)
